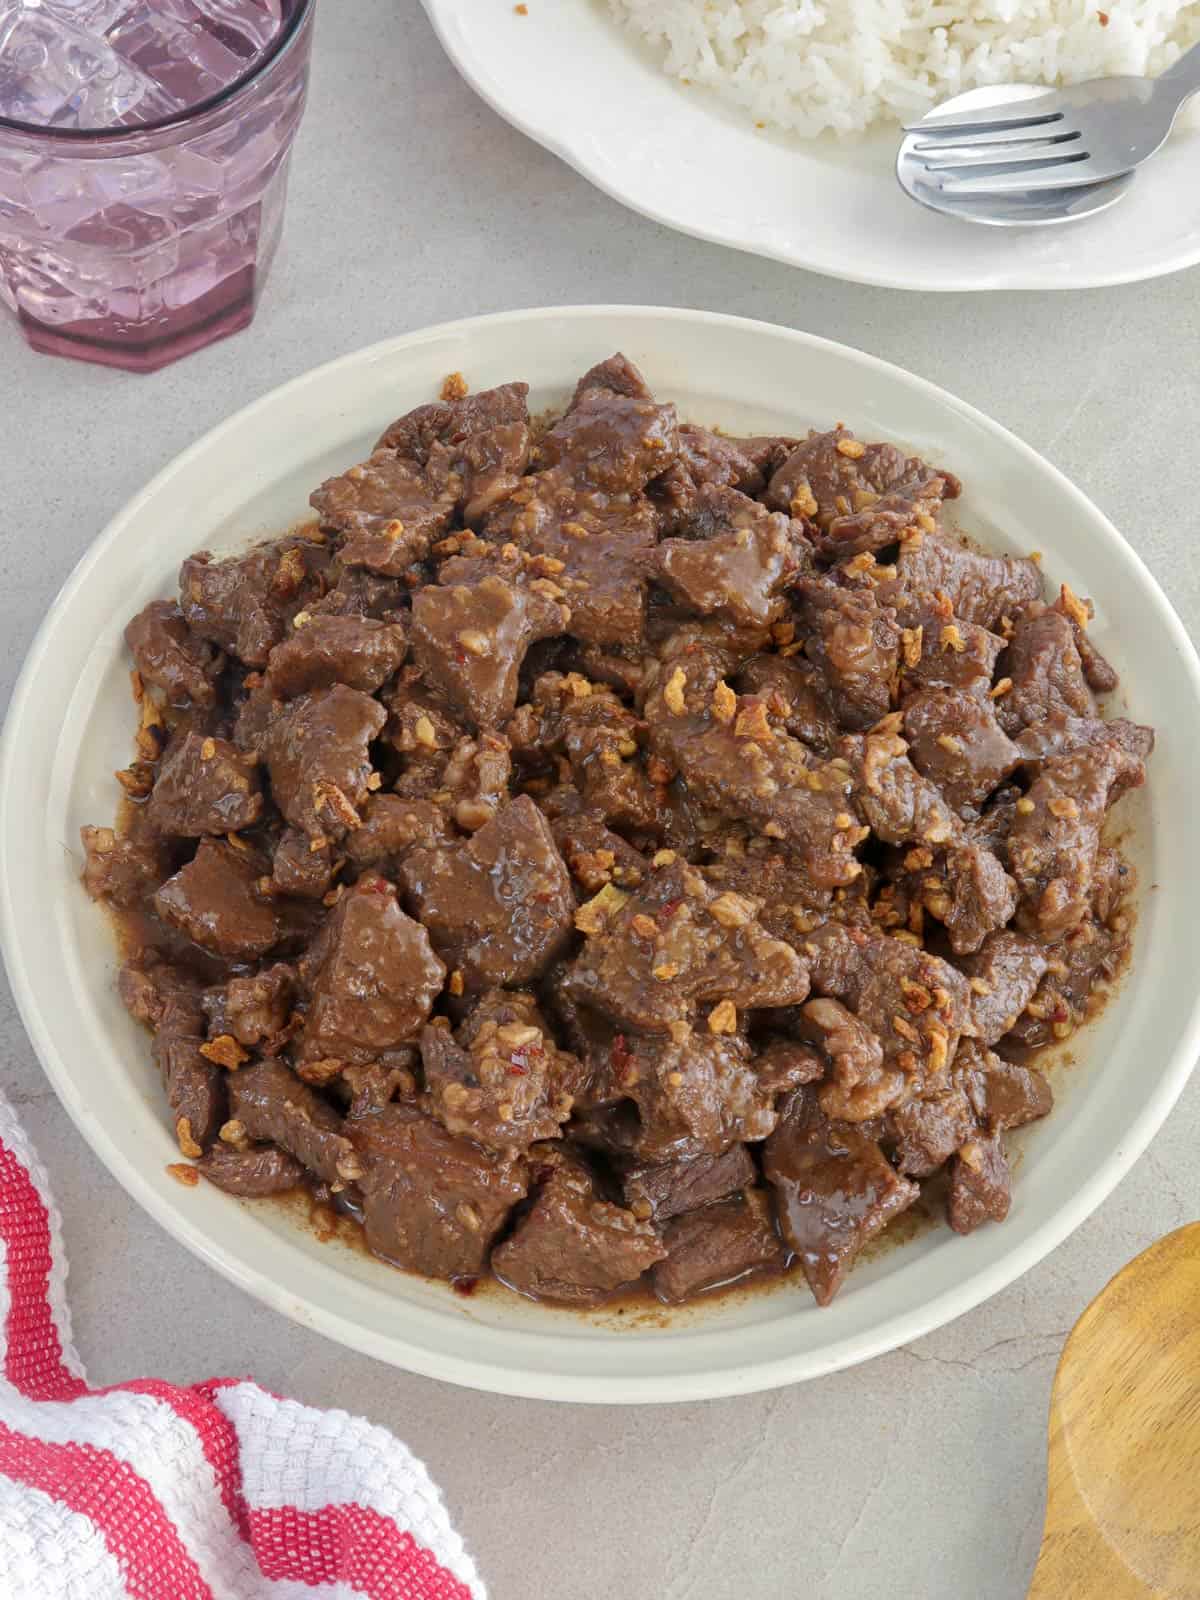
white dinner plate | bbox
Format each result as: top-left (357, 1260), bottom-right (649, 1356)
top-left (421, 0), bottom-right (1200, 292)
top-left (3, 306), bottom-right (1199, 1403)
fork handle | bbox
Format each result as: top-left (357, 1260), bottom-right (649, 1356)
top-left (1160, 39), bottom-right (1200, 100)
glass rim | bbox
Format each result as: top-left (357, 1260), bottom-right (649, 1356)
top-left (0, 0), bottom-right (314, 143)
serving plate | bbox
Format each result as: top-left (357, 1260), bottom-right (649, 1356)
top-left (3, 305), bottom-right (1198, 1403)
top-left (421, 0), bottom-right (1200, 292)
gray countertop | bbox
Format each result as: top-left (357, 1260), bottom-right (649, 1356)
top-left (2, 6), bottom-right (1197, 1597)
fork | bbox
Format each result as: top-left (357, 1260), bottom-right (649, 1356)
top-left (904, 39), bottom-right (1200, 196)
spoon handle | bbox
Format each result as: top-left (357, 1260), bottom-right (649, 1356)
top-left (1159, 38), bottom-right (1200, 102)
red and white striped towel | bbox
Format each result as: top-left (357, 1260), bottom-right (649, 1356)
top-left (0, 1090), bottom-right (487, 1600)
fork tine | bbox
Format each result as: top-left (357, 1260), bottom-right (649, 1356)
top-left (933, 154), bottom-right (1114, 196)
top-left (902, 107), bottom-right (1064, 137)
top-left (919, 136), bottom-right (1083, 171)
top-left (911, 125), bottom-right (1080, 153)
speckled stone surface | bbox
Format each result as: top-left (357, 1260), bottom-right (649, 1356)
top-left (2, 6), bottom-right (1198, 1597)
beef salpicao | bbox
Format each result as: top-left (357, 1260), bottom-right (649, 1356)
top-left (83, 355), bottom-right (1151, 1309)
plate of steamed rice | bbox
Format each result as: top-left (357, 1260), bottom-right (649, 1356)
top-left (420, 0), bottom-right (1200, 291)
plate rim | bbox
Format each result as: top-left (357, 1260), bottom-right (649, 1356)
top-left (419, 0), bottom-right (1200, 294)
top-left (4, 303), bottom-right (1200, 1402)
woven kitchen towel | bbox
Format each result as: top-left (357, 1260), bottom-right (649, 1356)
top-left (0, 1090), bottom-right (487, 1599)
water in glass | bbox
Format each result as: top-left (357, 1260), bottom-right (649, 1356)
top-left (0, 0), bottom-right (311, 370)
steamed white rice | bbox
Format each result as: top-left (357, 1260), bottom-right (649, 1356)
top-left (605, 1), bottom-right (1200, 137)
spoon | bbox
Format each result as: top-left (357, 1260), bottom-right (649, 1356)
top-left (897, 85), bottom-right (1134, 228)
top-left (1028, 1221), bottom-right (1200, 1597)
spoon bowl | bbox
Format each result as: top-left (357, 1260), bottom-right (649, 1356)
top-left (1029, 1221), bottom-right (1200, 1597)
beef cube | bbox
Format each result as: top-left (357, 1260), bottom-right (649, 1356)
top-left (80, 825), bottom-right (165, 910)
top-left (808, 472), bottom-right (951, 561)
top-left (457, 420), bottom-right (532, 527)
top-left (125, 600), bottom-right (219, 707)
top-left (958, 1041), bottom-right (1053, 1131)
top-left (842, 717), bottom-right (959, 848)
top-left (272, 828), bottom-right (337, 900)
top-left (537, 388), bottom-right (679, 493)
top-left (652, 1191), bottom-right (785, 1304)
top-left (343, 794), bottom-right (450, 870)
top-left (154, 839), bottom-right (281, 959)
top-left (559, 693), bottom-right (663, 835)
top-left (902, 689), bottom-right (1022, 818)
top-left (885, 830), bottom-right (1016, 957)
top-left (1014, 711), bottom-right (1155, 772)
top-left (153, 992), bottom-right (226, 1156)
top-left (310, 449), bottom-right (456, 573)
top-left (957, 931), bottom-right (1048, 1045)
top-left (619, 1144), bottom-right (756, 1224)
top-left (262, 684), bottom-right (386, 840)
top-left (883, 530), bottom-right (1043, 633)
top-left (374, 382), bottom-right (529, 528)
top-left (797, 579), bottom-right (900, 732)
top-left (179, 538), bottom-right (330, 668)
top-left (754, 1039), bottom-right (829, 1096)
top-left (411, 575), bottom-right (568, 728)
top-left (376, 380), bottom-right (530, 459)
top-left (1049, 583), bottom-right (1118, 693)
top-left (645, 641), bottom-right (865, 888)
top-left (799, 996), bottom-right (903, 1123)
top-left (1004, 916), bottom-right (1129, 1049)
top-left (765, 427), bottom-right (958, 558)
top-left (1009, 740), bottom-right (1144, 942)
top-left (203, 963), bottom-right (295, 1050)
top-left (652, 424), bottom-right (779, 538)
top-left (736, 654), bottom-right (840, 757)
top-left (198, 1142), bottom-right (304, 1197)
top-left (265, 614), bottom-right (407, 698)
top-left (298, 878), bottom-right (445, 1067)
top-left (492, 1161), bottom-right (665, 1304)
top-left (765, 1088), bottom-right (918, 1306)
top-left (888, 1084), bottom-right (974, 1177)
top-left (569, 353), bottom-right (653, 408)
top-left (802, 922), bottom-right (973, 1108)
top-left (310, 566), bottom-right (408, 622)
top-left (420, 990), bottom-right (579, 1154)
top-left (566, 859), bottom-right (809, 1035)
top-left (350, 1102), bottom-right (527, 1278)
top-left (118, 958), bottom-right (195, 1029)
top-left (940, 841), bottom-right (1018, 956)
top-left (147, 731), bottom-right (263, 837)
top-left (655, 487), bottom-right (805, 628)
top-left (384, 673), bottom-right (466, 784)
top-left (483, 470), bottom-right (657, 649)
top-left (947, 1133), bottom-right (1011, 1234)
top-left (400, 796), bottom-right (575, 989)
top-left (898, 610), bottom-right (1005, 701)
top-left (229, 1058), bottom-right (357, 1186)
top-left (610, 1030), bottom-right (784, 1158)
top-left (997, 605), bottom-right (1096, 735)
top-left (552, 813), bottom-right (649, 896)
top-left (701, 841), bottom-right (872, 951)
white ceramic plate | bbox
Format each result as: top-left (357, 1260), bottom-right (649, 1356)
top-left (421, 0), bottom-right (1200, 292)
top-left (3, 306), bottom-right (1199, 1404)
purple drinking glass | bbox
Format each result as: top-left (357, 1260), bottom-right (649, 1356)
top-left (0, 0), bottom-right (314, 372)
